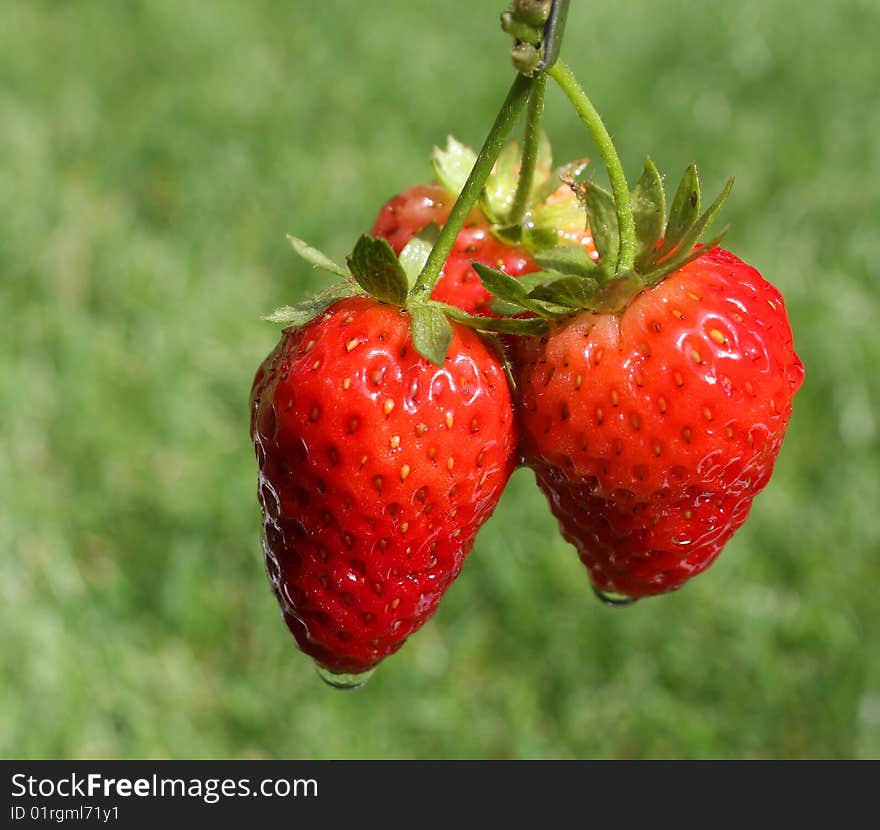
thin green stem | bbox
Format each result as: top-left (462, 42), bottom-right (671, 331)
top-left (507, 72), bottom-right (547, 226)
top-left (547, 60), bottom-right (636, 274)
top-left (413, 73), bottom-right (533, 301)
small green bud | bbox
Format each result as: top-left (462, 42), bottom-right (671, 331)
top-left (511, 41), bottom-right (541, 76)
top-left (513, 0), bottom-right (552, 27)
top-left (500, 11), bottom-right (543, 43)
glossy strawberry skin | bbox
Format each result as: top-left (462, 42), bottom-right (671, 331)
top-left (250, 296), bottom-right (517, 674)
top-left (371, 183), bottom-right (453, 254)
top-left (372, 183), bottom-right (594, 315)
top-left (512, 247), bottom-right (804, 599)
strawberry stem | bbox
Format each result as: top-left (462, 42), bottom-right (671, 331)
top-left (412, 73), bottom-right (533, 302)
top-left (507, 72), bottom-right (547, 226)
top-left (539, 0), bottom-right (570, 72)
top-left (547, 60), bottom-right (636, 275)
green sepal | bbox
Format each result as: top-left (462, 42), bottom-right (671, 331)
top-left (399, 223), bottom-right (440, 289)
top-left (490, 223), bottom-right (559, 253)
top-left (471, 261), bottom-right (529, 306)
top-left (261, 281), bottom-right (363, 327)
top-left (528, 196), bottom-right (587, 239)
top-left (410, 302), bottom-right (454, 367)
top-left (644, 227), bottom-right (729, 286)
top-left (591, 272), bottom-right (645, 315)
top-left (431, 136), bottom-right (477, 196)
top-left (535, 244), bottom-right (597, 277)
top-left (516, 271), bottom-right (563, 292)
top-left (438, 303), bottom-right (550, 336)
top-left (481, 138), bottom-right (521, 224)
top-left (583, 182), bottom-right (619, 280)
top-left (666, 178), bottom-right (733, 261)
top-left (491, 224), bottom-right (524, 247)
top-left (287, 235), bottom-right (351, 279)
top-left (528, 274), bottom-right (600, 309)
top-left (535, 129), bottom-right (553, 179)
top-left (346, 234), bottom-right (409, 306)
top-left (658, 164), bottom-right (700, 258)
top-left (489, 296), bottom-right (525, 316)
top-left (523, 225), bottom-right (559, 251)
top-left (472, 262), bottom-right (570, 317)
top-left (531, 157), bottom-right (589, 204)
top-left (631, 157), bottom-right (666, 271)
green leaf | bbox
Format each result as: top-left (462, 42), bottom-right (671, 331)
top-left (431, 136), bottom-right (477, 196)
top-left (535, 244), bottom-right (597, 277)
top-left (658, 164), bottom-right (701, 258)
top-left (346, 234), bottom-right (409, 306)
top-left (481, 138), bottom-right (521, 224)
top-left (631, 157), bottom-right (666, 271)
top-left (398, 222), bottom-right (440, 288)
top-left (529, 275), bottom-right (599, 308)
top-left (583, 182), bottom-right (619, 280)
top-left (410, 303), bottom-right (454, 366)
top-left (261, 282), bottom-right (362, 327)
top-left (287, 235), bottom-right (351, 278)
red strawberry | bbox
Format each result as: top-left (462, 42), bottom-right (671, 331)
top-left (371, 137), bottom-right (596, 315)
top-left (480, 161), bottom-right (804, 601)
top-left (250, 295), bottom-right (517, 682)
top-left (512, 246), bottom-right (803, 599)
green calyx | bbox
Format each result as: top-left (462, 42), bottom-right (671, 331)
top-left (262, 229), bottom-right (546, 369)
top-left (474, 161), bottom-right (733, 320)
top-left (431, 133), bottom-right (589, 255)
top-left (262, 72), bottom-right (544, 369)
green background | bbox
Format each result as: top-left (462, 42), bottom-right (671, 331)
top-left (2, 0), bottom-right (878, 759)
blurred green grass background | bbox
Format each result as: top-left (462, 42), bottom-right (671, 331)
top-left (2, 0), bottom-right (878, 759)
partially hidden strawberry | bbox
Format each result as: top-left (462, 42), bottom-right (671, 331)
top-left (371, 135), bottom-right (596, 315)
top-left (481, 160), bottom-right (804, 600)
top-left (251, 236), bottom-right (521, 684)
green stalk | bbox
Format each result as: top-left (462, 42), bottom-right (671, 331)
top-left (547, 60), bottom-right (636, 274)
top-left (413, 73), bottom-right (533, 301)
top-left (507, 72), bottom-right (547, 226)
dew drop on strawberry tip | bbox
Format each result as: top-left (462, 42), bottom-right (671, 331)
top-left (591, 586), bottom-right (637, 608)
top-left (314, 664), bottom-right (375, 691)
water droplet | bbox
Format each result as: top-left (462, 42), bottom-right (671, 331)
top-left (315, 664), bottom-right (374, 690)
top-left (592, 586), bottom-right (636, 607)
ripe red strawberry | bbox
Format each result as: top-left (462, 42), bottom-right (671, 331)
top-left (251, 294), bottom-right (517, 681)
top-left (371, 137), bottom-right (596, 315)
top-left (481, 161), bottom-right (804, 600)
top-left (512, 246), bottom-right (803, 599)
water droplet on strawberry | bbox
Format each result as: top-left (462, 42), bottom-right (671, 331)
top-left (315, 664), bottom-right (374, 690)
top-left (591, 586), bottom-right (636, 607)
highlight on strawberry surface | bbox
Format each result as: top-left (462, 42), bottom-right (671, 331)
top-left (249, 0), bottom-right (803, 688)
